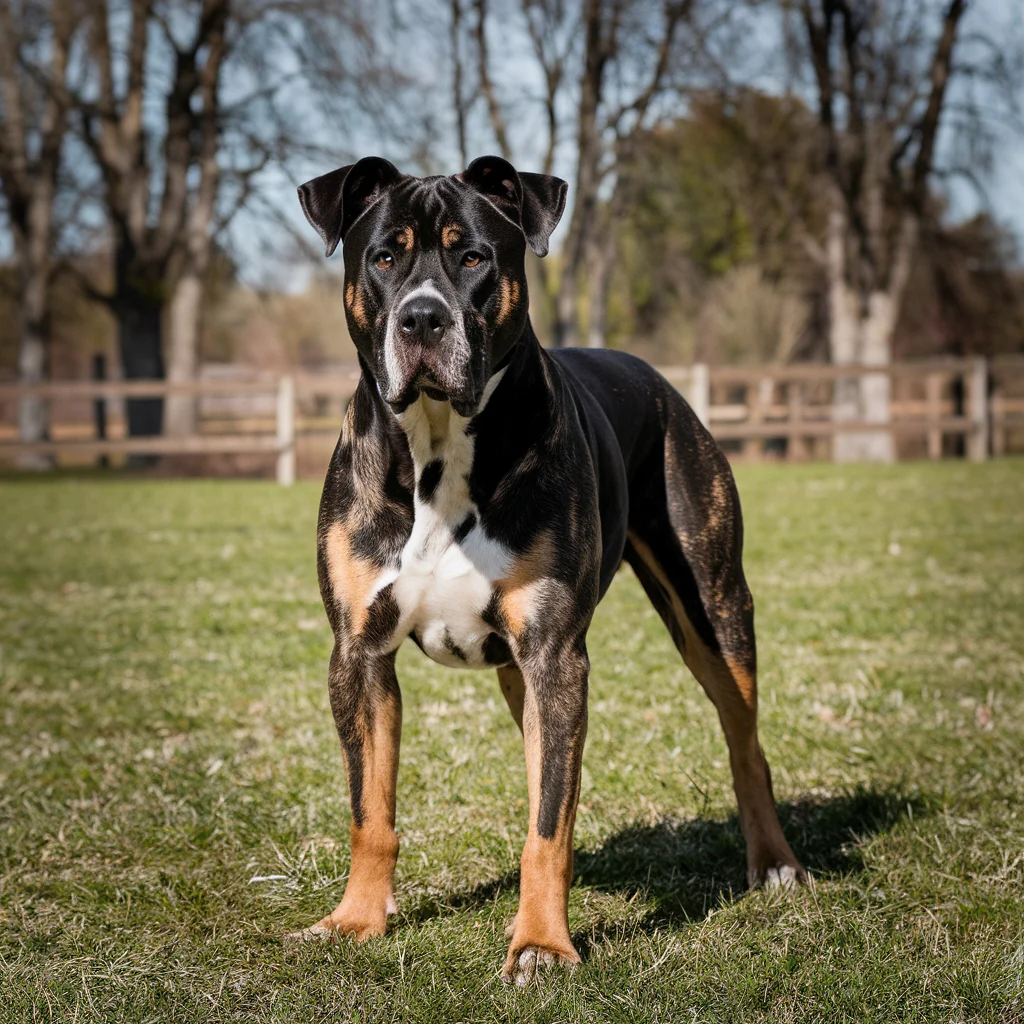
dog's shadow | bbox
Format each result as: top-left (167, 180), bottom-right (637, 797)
top-left (402, 787), bottom-right (920, 941)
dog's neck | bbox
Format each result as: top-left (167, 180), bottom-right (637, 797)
top-left (393, 365), bottom-right (506, 502)
top-left (364, 321), bottom-right (554, 522)
top-left (388, 319), bottom-right (543, 462)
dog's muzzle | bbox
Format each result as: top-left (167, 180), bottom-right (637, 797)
top-left (383, 285), bottom-right (473, 411)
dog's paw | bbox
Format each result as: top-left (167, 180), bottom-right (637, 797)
top-left (284, 921), bottom-right (338, 945)
top-left (284, 907), bottom-right (392, 945)
top-left (764, 864), bottom-right (804, 889)
top-left (749, 858), bottom-right (810, 891)
top-left (501, 946), bottom-right (579, 988)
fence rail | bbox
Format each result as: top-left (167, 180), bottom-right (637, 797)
top-left (1, 356), bottom-right (1022, 483)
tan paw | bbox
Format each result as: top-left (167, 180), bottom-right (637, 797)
top-left (501, 945), bottom-right (580, 988)
top-left (284, 908), bottom-right (389, 945)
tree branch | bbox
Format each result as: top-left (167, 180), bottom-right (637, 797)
top-left (473, 0), bottom-right (511, 159)
top-left (910, 0), bottom-right (967, 209)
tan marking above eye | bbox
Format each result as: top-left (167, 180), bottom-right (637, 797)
top-left (395, 226), bottom-right (414, 252)
top-left (441, 224), bottom-right (462, 248)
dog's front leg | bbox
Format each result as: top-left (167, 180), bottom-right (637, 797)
top-left (294, 646), bottom-right (401, 942)
top-left (503, 644), bottom-right (588, 985)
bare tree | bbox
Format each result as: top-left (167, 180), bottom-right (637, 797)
top-left (0, 0), bottom-right (77, 464)
top-left (570, 0), bottom-right (695, 348)
top-left (62, 0), bottom-right (371, 438)
top-left (65, 0), bottom-right (231, 438)
top-left (164, 0), bottom-right (228, 437)
top-left (450, 0), bottom-right (470, 167)
top-left (795, 0), bottom-right (993, 461)
top-left (472, 0), bottom-right (712, 347)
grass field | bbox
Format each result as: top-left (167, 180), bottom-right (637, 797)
top-left (1, 461), bottom-right (1022, 1022)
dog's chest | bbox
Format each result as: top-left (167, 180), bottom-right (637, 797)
top-left (388, 396), bottom-right (511, 668)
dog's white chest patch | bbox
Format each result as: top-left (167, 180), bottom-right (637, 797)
top-left (387, 385), bottom-right (510, 668)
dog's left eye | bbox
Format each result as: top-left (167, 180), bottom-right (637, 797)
top-left (462, 252), bottom-right (483, 268)
top-left (374, 253), bottom-right (394, 270)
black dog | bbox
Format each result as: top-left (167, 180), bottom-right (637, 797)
top-left (293, 155), bottom-right (806, 984)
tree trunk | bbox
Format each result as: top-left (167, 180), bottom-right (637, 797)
top-left (856, 291), bottom-right (897, 463)
top-left (165, 270), bottom-right (202, 437)
top-left (16, 332), bottom-right (50, 469)
top-left (164, 0), bottom-right (224, 439)
top-left (116, 289), bottom-right (165, 437)
top-left (554, 275), bottom-right (579, 348)
top-left (2, 0), bottom-right (72, 469)
top-left (552, 0), bottom-right (608, 348)
top-left (828, 208), bottom-right (917, 463)
top-left (586, 230), bottom-right (615, 349)
top-left (827, 207), bottom-right (863, 461)
top-left (15, 228), bottom-right (52, 468)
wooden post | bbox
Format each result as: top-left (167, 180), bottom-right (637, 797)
top-left (991, 392), bottom-right (1006, 457)
top-left (276, 375), bottom-right (295, 485)
top-left (92, 353), bottom-right (109, 469)
top-left (789, 381), bottom-right (807, 462)
top-left (744, 376), bottom-right (773, 461)
top-left (690, 363), bottom-right (710, 429)
top-left (966, 357), bottom-right (989, 462)
top-left (925, 373), bottom-right (943, 460)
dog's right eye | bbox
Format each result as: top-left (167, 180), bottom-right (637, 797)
top-left (374, 253), bottom-right (394, 270)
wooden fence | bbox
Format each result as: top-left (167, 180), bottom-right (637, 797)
top-left (1, 356), bottom-right (1022, 484)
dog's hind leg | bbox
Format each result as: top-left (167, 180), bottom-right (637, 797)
top-left (626, 397), bottom-right (806, 889)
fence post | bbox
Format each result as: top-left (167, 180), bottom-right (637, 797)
top-left (966, 357), bottom-right (989, 462)
top-left (92, 354), bottom-right (109, 469)
top-left (690, 363), bottom-right (710, 429)
top-left (789, 381), bottom-right (807, 462)
top-left (276, 375), bottom-right (295, 485)
top-left (925, 373), bottom-right (943, 460)
top-left (744, 376), bottom-right (773, 461)
top-left (991, 390), bottom-right (1006, 457)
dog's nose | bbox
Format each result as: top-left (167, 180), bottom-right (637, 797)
top-left (398, 294), bottom-right (452, 346)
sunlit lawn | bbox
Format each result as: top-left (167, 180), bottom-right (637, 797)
top-left (1, 461), bottom-right (1022, 1022)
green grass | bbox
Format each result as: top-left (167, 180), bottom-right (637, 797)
top-left (1, 461), bottom-right (1022, 1022)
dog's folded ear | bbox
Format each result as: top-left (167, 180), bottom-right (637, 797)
top-left (298, 157), bottom-right (403, 257)
top-left (461, 156), bottom-right (568, 258)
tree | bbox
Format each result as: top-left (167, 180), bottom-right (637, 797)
top-left (463, 0), bottom-right (725, 347)
top-left (66, 0), bottom-right (231, 438)
top-left (795, 0), bottom-right (986, 460)
top-left (0, 0), bottom-right (77, 464)
top-left (610, 90), bottom-right (829, 361)
top-left (66, 0), bottom-right (370, 438)
top-left (560, 0), bottom-right (698, 349)
top-left (896, 212), bottom-right (1024, 360)
top-left (162, 0), bottom-right (378, 435)
top-left (163, 0), bottom-right (228, 437)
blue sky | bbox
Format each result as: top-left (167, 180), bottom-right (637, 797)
top-left (1, 1), bottom-right (1022, 282)
top-left (265, 0), bottom-right (1024, 289)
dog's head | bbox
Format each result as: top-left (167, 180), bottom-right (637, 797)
top-left (298, 156), bottom-right (567, 416)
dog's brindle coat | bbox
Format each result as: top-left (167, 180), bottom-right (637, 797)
top-left (294, 155), bottom-right (806, 983)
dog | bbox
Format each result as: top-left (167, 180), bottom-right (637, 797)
top-left (293, 155), bottom-right (806, 984)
